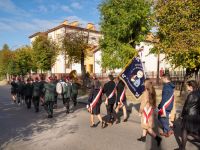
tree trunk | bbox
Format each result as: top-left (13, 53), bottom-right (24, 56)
top-left (81, 50), bottom-right (86, 86)
top-left (156, 53), bottom-right (160, 85)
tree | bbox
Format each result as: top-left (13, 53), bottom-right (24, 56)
top-left (0, 44), bottom-right (13, 78)
top-left (62, 31), bottom-right (89, 77)
top-left (14, 46), bottom-right (33, 76)
top-left (154, 0), bottom-right (200, 74)
top-left (99, 0), bottom-right (153, 69)
top-left (32, 35), bottom-right (58, 72)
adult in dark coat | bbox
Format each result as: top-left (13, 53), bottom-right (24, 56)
top-left (87, 76), bottom-right (106, 128)
top-left (181, 80), bottom-right (200, 150)
top-left (16, 77), bottom-right (25, 105)
top-left (115, 78), bottom-right (127, 123)
top-left (103, 74), bottom-right (117, 124)
top-left (53, 76), bottom-right (58, 109)
top-left (10, 77), bottom-right (18, 103)
top-left (24, 78), bottom-right (33, 109)
top-left (32, 77), bottom-right (41, 112)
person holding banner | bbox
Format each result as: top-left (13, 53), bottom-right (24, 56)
top-left (103, 74), bottom-right (117, 125)
top-left (137, 79), bottom-right (162, 146)
top-left (115, 77), bottom-right (127, 124)
top-left (87, 76), bottom-right (106, 128)
top-left (158, 74), bottom-right (175, 137)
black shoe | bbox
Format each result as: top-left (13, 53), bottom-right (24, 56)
top-left (74, 102), bottom-right (77, 107)
top-left (35, 109), bottom-right (39, 113)
top-left (123, 118), bottom-right (128, 122)
top-left (137, 136), bottom-right (146, 142)
top-left (66, 110), bottom-right (69, 114)
top-left (155, 136), bottom-right (162, 146)
top-left (90, 124), bottom-right (96, 128)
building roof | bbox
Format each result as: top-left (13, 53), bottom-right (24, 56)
top-left (29, 23), bottom-right (101, 39)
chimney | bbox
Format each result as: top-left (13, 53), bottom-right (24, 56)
top-left (62, 20), bottom-right (68, 25)
top-left (70, 21), bottom-right (79, 27)
top-left (86, 23), bottom-right (95, 30)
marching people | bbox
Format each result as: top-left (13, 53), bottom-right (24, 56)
top-left (24, 78), bottom-right (33, 109)
top-left (16, 77), bottom-right (25, 105)
top-left (180, 80), bottom-right (200, 150)
top-left (115, 77), bottom-right (127, 123)
top-left (71, 78), bottom-right (80, 107)
top-left (53, 76), bottom-right (58, 109)
top-left (63, 76), bottom-right (72, 114)
top-left (43, 77), bottom-right (56, 118)
top-left (32, 77), bottom-right (41, 112)
top-left (10, 77), bottom-right (18, 103)
top-left (137, 79), bottom-right (162, 146)
top-left (87, 75), bottom-right (106, 128)
top-left (103, 74), bottom-right (117, 125)
top-left (158, 74), bottom-right (175, 137)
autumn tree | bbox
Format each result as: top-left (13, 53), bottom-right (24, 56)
top-left (154, 0), bottom-right (200, 77)
top-left (32, 35), bottom-right (58, 72)
top-left (62, 31), bottom-right (89, 77)
top-left (99, 0), bottom-right (153, 69)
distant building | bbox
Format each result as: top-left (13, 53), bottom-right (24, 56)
top-left (29, 20), bottom-right (176, 78)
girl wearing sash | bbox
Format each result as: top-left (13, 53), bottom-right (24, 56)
top-left (87, 76), bottom-right (106, 128)
top-left (115, 78), bottom-right (127, 123)
top-left (137, 79), bottom-right (162, 146)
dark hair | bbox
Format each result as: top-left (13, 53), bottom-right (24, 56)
top-left (108, 74), bottom-right (114, 81)
top-left (162, 73), bottom-right (171, 81)
top-left (186, 80), bottom-right (198, 91)
top-left (144, 78), bottom-right (156, 107)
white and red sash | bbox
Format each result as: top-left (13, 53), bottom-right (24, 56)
top-left (105, 87), bottom-right (116, 105)
top-left (158, 94), bottom-right (174, 117)
top-left (119, 88), bottom-right (126, 104)
top-left (88, 88), bottom-right (103, 112)
top-left (143, 106), bottom-right (153, 124)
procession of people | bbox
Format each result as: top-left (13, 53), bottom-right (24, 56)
top-left (10, 71), bottom-right (200, 149)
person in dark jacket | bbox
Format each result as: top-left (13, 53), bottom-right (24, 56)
top-left (16, 77), bottom-right (25, 105)
top-left (43, 77), bottom-right (56, 118)
top-left (10, 77), bottom-right (18, 103)
top-left (115, 78), bottom-right (127, 123)
top-left (32, 77), bottom-right (41, 112)
top-left (39, 75), bottom-right (46, 106)
top-left (24, 78), bottom-right (33, 109)
top-left (181, 80), bottom-right (200, 150)
top-left (71, 79), bottom-right (80, 107)
top-left (103, 74), bottom-right (117, 125)
top-left (63, 77), bottom-right (72, 114)
top-left (53, 76), bottom-right (58, 109)
top-left (87, 76), bottom-right (106, 128)
top-left (158, 74), bottom-right (175, 137)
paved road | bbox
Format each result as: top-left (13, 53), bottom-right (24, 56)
top-left (0, 85), bottom-right (199, 150)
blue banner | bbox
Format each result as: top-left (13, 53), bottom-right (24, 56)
top-left (120, 57), bottom-right (145, 98)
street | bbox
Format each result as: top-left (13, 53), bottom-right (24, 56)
top-left (0, 85), bottom-right (199, 150)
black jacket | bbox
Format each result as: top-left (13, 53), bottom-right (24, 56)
top-left (182, 90), bottom-right (200, 117)
top-left (103, 80), bottom-right (116, 104)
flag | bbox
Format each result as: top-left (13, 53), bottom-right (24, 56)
top-left (120, 57), bottom-right (145, 98)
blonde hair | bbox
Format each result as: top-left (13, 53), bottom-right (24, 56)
top-left (145, 79), bottom-right (156, 107)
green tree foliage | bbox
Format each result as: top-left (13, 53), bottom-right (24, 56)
top-left (62, 31), bottom-right (88, 76)
top-left (99, 0), bottom-right (153, 69)
top-left (14, 46), bottom-right (33, 76)
top-left (32, 35), bottom-right (58, 72)
top-left (0, 44), bottom-right (13, 76)
top-left (154, 0), bottom-right (200, 70)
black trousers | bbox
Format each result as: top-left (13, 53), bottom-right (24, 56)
top-left (71, 94), bottom-right (77, 106)
top-left (17, 93), bottom-right (22, 104)
top-left (44, 101), bottom-right (54, 116)
top-left (106, 104), bottom-right (116, 122)
top-left (32, 96), bottom-right (40, 112)
top-left (25, 95), bottom-right (32, 108)
top-left (54, 95), bottom-right (58, 105)
top-left (63, 98), bottom-right (70, 110)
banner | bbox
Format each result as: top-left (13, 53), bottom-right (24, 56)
top-left (120, 57), bottom-right (145, 98)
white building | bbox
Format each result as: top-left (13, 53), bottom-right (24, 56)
top-left (29, 20), bottom-right (172, 78)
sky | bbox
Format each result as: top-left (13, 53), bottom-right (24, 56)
top-left (0, 0), bottom-right (102, 50)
